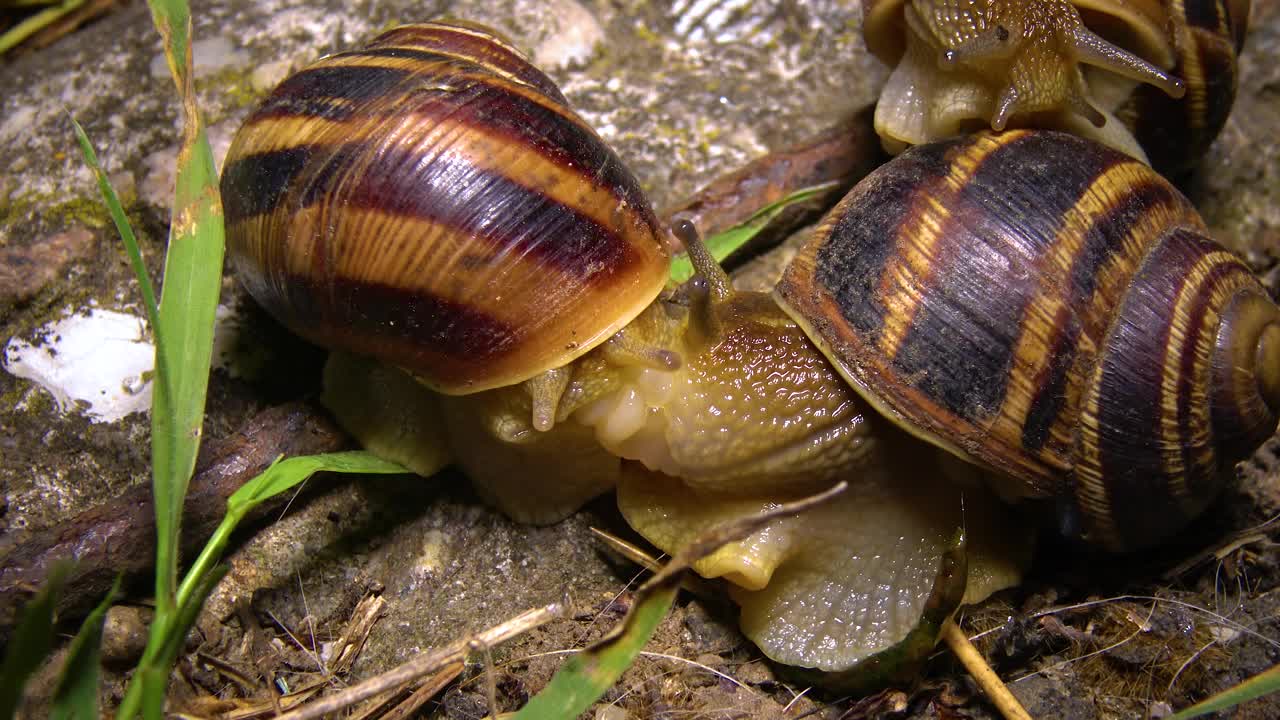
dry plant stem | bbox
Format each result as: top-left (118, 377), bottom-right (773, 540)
top-left (641, 481), bottom-right (847, 594)
top-left (661, 106), bottom-right (882, 241)
top-left (473, 639), bottom-right (498, 720)
top-left (941, 619), bottom-right (1033, 720)
top-left (331, 594), bottom-right (387, 675)
top-left (588, 528), bottom-right (723, 602)
top-left (1161, 514), bottom-right (1278, 580)
top-left (375, 662), bottom-right (466, 720)
top-left (273, 602), bottom-right (565, 720)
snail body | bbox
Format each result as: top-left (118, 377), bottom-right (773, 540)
top-left (222, 20), bottom-right (1278, 682)
top-left (864, 0), bottom-right (1250, 172)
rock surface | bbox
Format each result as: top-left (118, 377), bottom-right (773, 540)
top-left (1, 1), bottom-right (1278, 718)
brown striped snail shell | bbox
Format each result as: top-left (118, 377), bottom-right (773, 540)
top-left (220, 21), bottom-right (672, 395)
top-left (1113, 0), bottom-right (1251, 173)
top-left (862, 0), bottom-right (1250, 173)
top-left (775, 129), bottom-right (1280, 551)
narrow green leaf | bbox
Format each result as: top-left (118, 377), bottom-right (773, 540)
top-left (145, 0), bottom-right (192, 92)
top-left (175, 452), bottom-right (407, 630)
top-left (1169, 663), bottom-right (1280, 719)
top-left (143, 0), bottom-right (225, 621)
top-left (111, 1), bottom-right (224, 717)
top-left (69, 117), bottom-right (161, 334)
top-left (148, 127), bottom-right (224, 609)
top-left (667, 183), bottom-right (837, 284)
top-left (228, 451), bottom-right (408, 514)
top-left (0, 0), bottom-right (86, 55)
top-left (0, 563), bottom-right (70, 720)
top-left (511, 582), bottom-right (679, 720)
top-left (158, 566), bottom-right (228, 676)
top-left (49, 579), bottom-right (121, 720)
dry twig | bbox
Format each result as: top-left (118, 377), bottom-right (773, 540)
top-left (273, 602), bottom-right (564, 720)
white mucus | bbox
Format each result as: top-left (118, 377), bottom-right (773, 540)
top-left (4, 308), bottom-right (155, 422)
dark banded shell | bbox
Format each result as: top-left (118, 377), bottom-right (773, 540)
top-left (222, 21), bottom-right (670, 394)
top-left (776, 130), bottom-right (1280, 550)
top-left (1114, 0), bottom-right (1251, 175)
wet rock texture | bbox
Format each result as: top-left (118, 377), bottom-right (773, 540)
top-left (1, 1), bottom-right (1279, 718)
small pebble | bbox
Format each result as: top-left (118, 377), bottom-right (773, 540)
top-left (594, 705), bottom-right (627, 720)
top-left (530, 0), bottom-right (605, 70)
top-left (250, 60), bottom-right (293, 93)
top-left (101, 605), bottom-right (152, 667)
top-left (0, 227), bottom-right (97, 306)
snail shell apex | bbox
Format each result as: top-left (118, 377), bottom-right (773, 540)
top-left (221, 22), bottom-right (671, 394)
top-left (775, 130), bottom-right (1280, 550)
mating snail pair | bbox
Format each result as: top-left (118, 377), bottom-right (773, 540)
top-left (220, 3), bottom-right (1276, 685)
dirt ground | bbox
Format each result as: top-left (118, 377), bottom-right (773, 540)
top-left (2, 1), bottom-right (1279, 718)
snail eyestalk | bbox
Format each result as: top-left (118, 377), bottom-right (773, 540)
top-left (1069, 25), bottom-right (1186, 100)
top-left (525, 366), bottom-right (572, 432)
top-left (673, 219), bottom-right (733, 304)
top-left (673, 218), bottom-right (737, 347)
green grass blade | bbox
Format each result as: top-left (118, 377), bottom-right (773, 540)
top-left (667, 183), bottom-right (837, 284)
top-left (49, 579), bottom-right (121, 720)
top-left (227, 451), bottom-right (408, 513)
top-left (511, 582), bottom-right (679, 720)
top-left (0, 0), bottom-right (86, 55)
top-left (143, 0), bottom-right (225, 617)
top-left (0, 563), bottom-right (70, 720)
top-left (117, 452), bottom-right (404, 719)
top-left (95, 0), bottom-right (225, 716)
top-left (145, 0), bottom-right (191, 91)
top-left (1168, 664), bottom-right (1280, 719)
top-left (69, 117), bottom-right (161, 335)
top-left (175, 451), bottom-right (406, 613)
top-left (168, 567), bottom-right (229, 659)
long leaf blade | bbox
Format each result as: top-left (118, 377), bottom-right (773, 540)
top-left (228, 451), bottom-right (409, 515)
top-left (50, 579), bottom-right (121, 720)
top-left (144, 0), bottom-right (225, 616)
top-left (1169, 664), bottom-right (1280, 719)
top-left (0, 563), bottom-right (70, 720)
top-left (511, 583), bottom-right (678, 720)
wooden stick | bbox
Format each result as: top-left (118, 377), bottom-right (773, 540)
top-left (940, 619), bottom-right (1033, 720)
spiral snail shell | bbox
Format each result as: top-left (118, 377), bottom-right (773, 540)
top-left (221, 21), bottom-right (671, 396)
top-left (775, 128), bottom-right (1280, 550)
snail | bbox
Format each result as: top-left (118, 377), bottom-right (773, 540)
top-left (863, 0), bottom-right (1251, 172)
top-left (220, 21), bottom-right (1279, 683)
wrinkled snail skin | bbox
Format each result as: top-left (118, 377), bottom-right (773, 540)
top-left (863, 0), bottom-right (1249, 169)
top-left (220, 22), bottom-right (671, 396)
top-left (775, 129), bottom-right (1280, 551)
